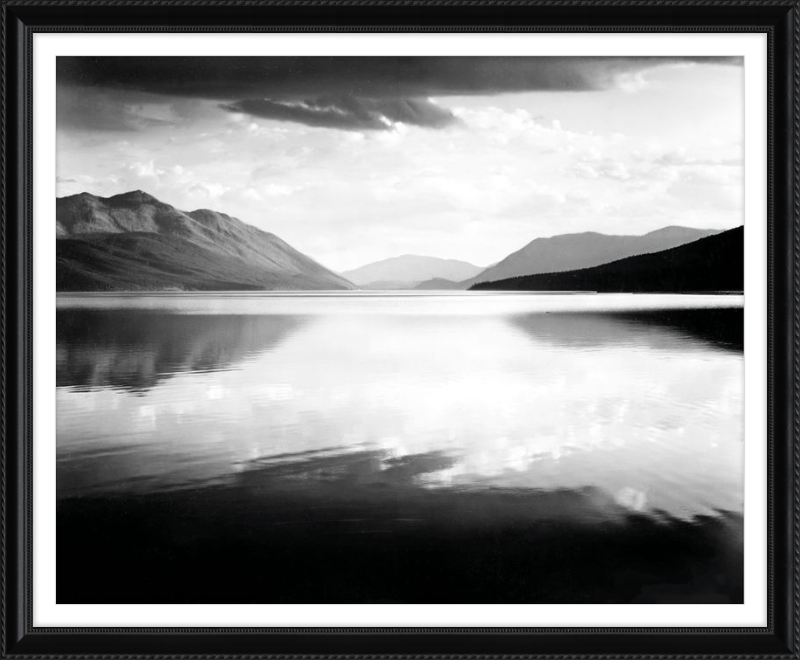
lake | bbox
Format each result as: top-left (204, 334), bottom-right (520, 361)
top-left (56, 292), bottom-right (744, 604)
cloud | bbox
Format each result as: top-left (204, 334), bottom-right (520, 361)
top-left (570, 158), bottom-right (631, 181)
top-left (223, 96), bottom-right (457, 131)
top-left (57, 84), bottom-right (198, 132)
top-left (57, 56), bottom-right (741, 131)
top-left (58, 56), bottom-right (742, 98)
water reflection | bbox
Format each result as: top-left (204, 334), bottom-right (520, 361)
top-left (56, 293), bottom-right (744, 604)
top-left (57, 310), bottom-right (306, 392)
top-left (57, 298), bottom-right (743, 520)
top-left (509, 307), bottom-right (743, 352)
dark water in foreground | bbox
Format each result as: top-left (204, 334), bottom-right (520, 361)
top-left (56, 293), bottom-right (743, 604)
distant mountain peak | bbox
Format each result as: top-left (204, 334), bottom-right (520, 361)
top-left (341, 254), bottom-right (485, 287)
top-left (106, 190), bottom-right (167, 206)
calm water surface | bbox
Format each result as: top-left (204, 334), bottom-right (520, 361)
top-left (56, 292), bottom-right (744, 604)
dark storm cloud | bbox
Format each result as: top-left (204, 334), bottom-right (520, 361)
top-left (223, 96), bottom-right (457, 131)
top-left (56, 84), bottom-right (204, 132)
top-left (57, 56), bottom-right (742, 131)
top-left (57, 85), bottom-right (138, 131)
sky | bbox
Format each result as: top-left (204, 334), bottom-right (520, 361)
top-left (56, 56), bottom-right (744, 272)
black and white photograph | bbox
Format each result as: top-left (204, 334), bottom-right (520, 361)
top-left (55, 54), bottom-right (745, 606)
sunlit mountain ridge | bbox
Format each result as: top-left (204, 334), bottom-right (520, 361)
top-left (56, 191), bottom-right (355, 291)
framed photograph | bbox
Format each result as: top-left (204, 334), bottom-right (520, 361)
top-left (3, 1), bottom-right (797, 656)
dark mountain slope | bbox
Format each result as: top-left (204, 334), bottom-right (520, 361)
top-left (464, 225), bottom-right (722, 288)
top-left (470, 226), bottom-right (743, 293)
top-left (57, 191), bottom-right (354, 291)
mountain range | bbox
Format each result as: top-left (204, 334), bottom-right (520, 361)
top-left (413, 226), bottom-right (721, 290)
top-left (57, 191), bottom-right (354, 291)
top-left (340, 255), bottom-right (484, 290)
top-left (56, 190), bottom-right (737, 293)
top-left (470, 226), bottom-right (743, 293)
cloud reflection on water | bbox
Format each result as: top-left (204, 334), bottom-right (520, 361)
top-left (57, 296), bottom-right (742, 525)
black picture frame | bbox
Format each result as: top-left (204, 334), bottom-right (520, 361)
top-left (2, 1), bottom-right (797, 656)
